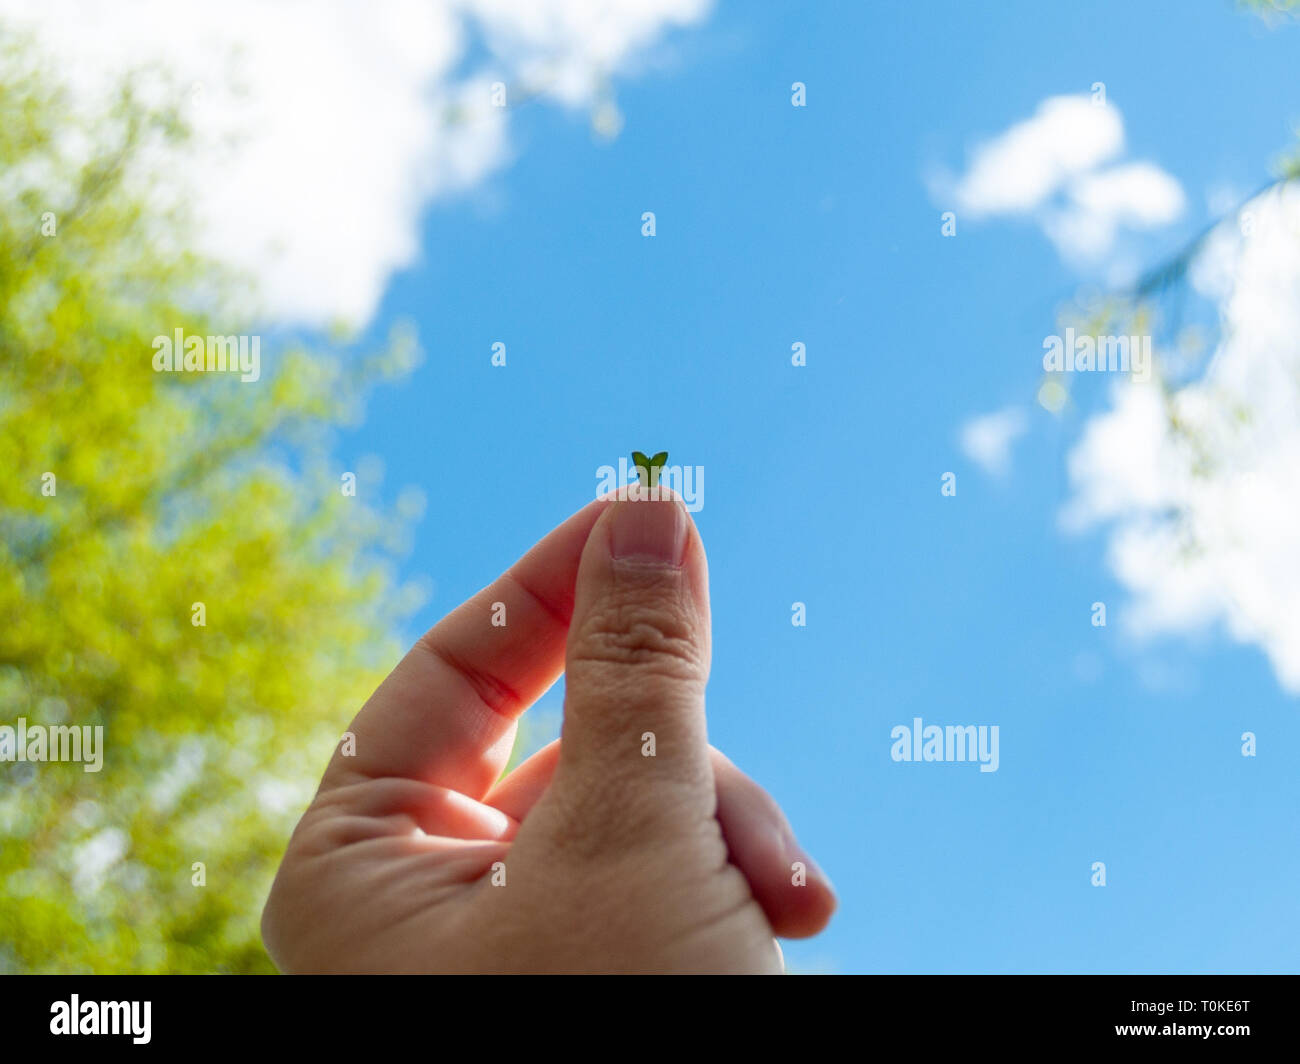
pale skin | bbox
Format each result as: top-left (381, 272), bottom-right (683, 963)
top-left (262, 490), bottom-right (835, 973)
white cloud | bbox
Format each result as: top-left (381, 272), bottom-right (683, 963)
top-left (1069, 162), bottom-right (1187, 227)
top-left (953, 96), bottom-right (1122, 216)
top-left (0, 0), bottom-right (712, 327)
top-left (463, 0), bottom-right (709, 105)
top-left (960, 406), bottom-right (1028, 477)
top-left (1044, 162), bottom-right (1186, 265)
top-left (946, 94), bottom-right (1183, 264)
top-left (1062, 184), bottom-right (1300, 692)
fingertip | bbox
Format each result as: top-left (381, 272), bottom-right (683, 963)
top-left (710, 752), bottom-right (835, 939)
top-left (754, 830), bottom-right (838, 939)
top-left (771, 870), bottom-right (838, 939)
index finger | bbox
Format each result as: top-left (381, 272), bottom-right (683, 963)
top-left (321, 495), bottom-right (611, 799)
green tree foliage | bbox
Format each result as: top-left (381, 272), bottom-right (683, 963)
top-left (0, 38), bottom-right (425, 972)
top-left (1046, 2), bottom-right (1300, 419)
top-left (1240, 0), bottom-right (1300, 16)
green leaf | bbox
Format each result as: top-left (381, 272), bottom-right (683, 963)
top-left (631, 449), bottom-right (668, 488)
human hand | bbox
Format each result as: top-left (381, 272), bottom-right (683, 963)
top-left (262, 491), bottom-right (835, 973)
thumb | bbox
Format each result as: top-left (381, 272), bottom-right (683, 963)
top-left (550, 490), bottom-right (714, 844)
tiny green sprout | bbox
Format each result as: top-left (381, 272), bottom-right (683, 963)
top-left (631, 450), bottom-right (668, 489)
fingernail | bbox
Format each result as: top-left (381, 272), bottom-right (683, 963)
top-left (609, 497), bottom-right (688, 566)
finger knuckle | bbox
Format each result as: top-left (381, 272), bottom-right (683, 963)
top-left (537, 777), bottom-right (705, 864)
top-left (570, 592), bottom-right (704, 682)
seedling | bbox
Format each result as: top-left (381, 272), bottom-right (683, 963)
top-left (631, 450), bottom-right (668, 489)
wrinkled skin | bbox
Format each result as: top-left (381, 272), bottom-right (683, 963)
top-left (263, 491), bottom-right (835, 973)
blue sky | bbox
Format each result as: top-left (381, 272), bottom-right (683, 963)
top-left (317, 0), bottom-right (1300, 973)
